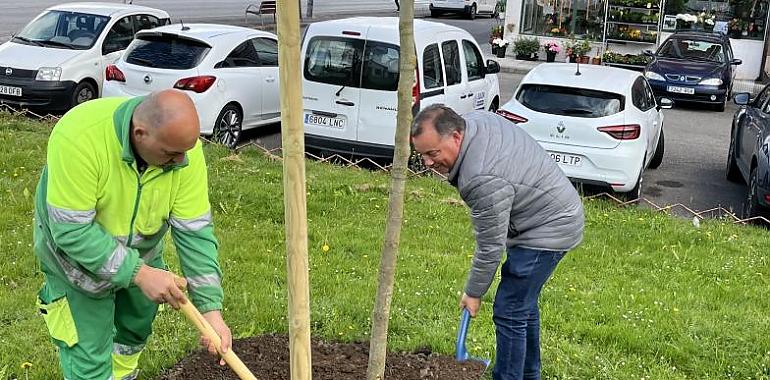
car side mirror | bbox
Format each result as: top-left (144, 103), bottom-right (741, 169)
top-left (486, 59), bottom-right (500, 74)
top-left (734, 92), bottom-right (751, 105)
top-left (643, 50), bottom-right (656, 57)
top-left (731, 59), bottom-right (742, 65)
top-left (658, 97), bottom-right (674, 109)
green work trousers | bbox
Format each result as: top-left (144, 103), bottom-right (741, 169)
top-left (37, 268), bottom-right (160, 380)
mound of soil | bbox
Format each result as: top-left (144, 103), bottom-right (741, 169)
top-left (156, 334), bottom-right (487, 380)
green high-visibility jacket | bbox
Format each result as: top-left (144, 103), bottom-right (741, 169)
top-left (33, 96), bottom-right (223, 313)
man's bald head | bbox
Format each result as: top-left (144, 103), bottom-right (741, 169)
top-left (131, 89), bottom-right (201, 167)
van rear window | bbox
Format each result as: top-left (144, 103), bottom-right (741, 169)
top-left (304, 36), bottom-right (400, 91)
top-left (516, 84), bottom-right (625, 118)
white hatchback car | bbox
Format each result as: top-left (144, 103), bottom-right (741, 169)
top-left (0, 2), bottom-right (169, 111)
top-left (497, 63), bottom-right (671, 197)
top-left (102, 23), bottom-right (279, 148)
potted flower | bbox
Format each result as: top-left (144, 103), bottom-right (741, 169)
top-left (513, 37), bottom-right (540, 61)
top-left (699, 12), bottom-right (715, 31)
top-left (676, 13), bottom-right (697, 30)
top-left (489, 24), bottom-right (504, 54)
top-left (573, 39), bottom-right (592, 63)
top-left (543, 41), bottom-right (560, 62)
top-left (492, 38), bottom-right (510, 58)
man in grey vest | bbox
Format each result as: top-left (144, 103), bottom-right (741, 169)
top-left (411, 104), bottom-right (584, 380)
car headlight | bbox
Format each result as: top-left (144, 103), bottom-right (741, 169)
top-left (36, 67), bottom-right (62, 81)
top-left (645, 71), bottom-right (665, 81)
top-left (699, 78), bottom-right (723, 86)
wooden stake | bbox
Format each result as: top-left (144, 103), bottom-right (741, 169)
top-left (276, 0), bottom-right (312, 379)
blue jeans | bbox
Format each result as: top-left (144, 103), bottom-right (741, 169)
top-left (492, 246), bottom-right (566, 380)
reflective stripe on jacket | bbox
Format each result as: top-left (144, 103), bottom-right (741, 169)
top-left (33, 96), bottom-right (223, 313)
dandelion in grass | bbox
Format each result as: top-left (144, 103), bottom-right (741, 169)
top-left (322, 244), bottom-right (330, 253)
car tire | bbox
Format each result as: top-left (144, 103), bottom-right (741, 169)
top-left (430, 9), bottom-right (440, 17)
top-left (743, 167), bottom-right (769, 220)
top-left (213, 104), bottom-right (243, 150)
top-left (726, 132), bottom-right (742, 182)
top-left (70, 81), bottom-right (97, 108)
top-left (617, 163), bottom-right (644, 201)
top-left (648, 129), bottom-right (664, 169)
top-left (492, 4), bottom-right (500, 18)
top-left (714, 98), bottom-right (726, 112)
top-left (467, 4), bottom-right (477, 19)
top-left (488, 100), bottom-right (498, 113)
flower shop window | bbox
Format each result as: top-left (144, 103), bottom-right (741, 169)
top-left (520, 0), bottom-right (607, 39)
top-left (662, 0), bottom-right (769, 40)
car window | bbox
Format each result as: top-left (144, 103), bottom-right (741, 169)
top-left (462, 40), bottom-right (484, 81)
top-left (132, 14), bottom-right (162, 33)
top-left (632, 77), bottom-right (654, 111)
top-left (657, 38), bottom-right (725, 63)
top-left (252, 37), bottom-right (278, 67)
top-left (223, 40), bottom-right (261, 68)
top-left (422, 43), bottom-right (444, 90)
top-left (103, 16), bottom-right (134, 55)
top-left (643, 79), bottom-right (657, 109)
top-left (361, 41), bottom-right (400, 91)
top-left (304, 37), bottom-right (363, 87)
top-left (441, 40), bottom-right (462, 86)
top-left (13, 10), bottom-right (109, 50)
top-left (125, 34), bottom-right (211, 69)
top-left (517, 84), bottom-right (625, 118)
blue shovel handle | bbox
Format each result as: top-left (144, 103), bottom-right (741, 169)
top-left (455, 308), bottom-right (472, 361)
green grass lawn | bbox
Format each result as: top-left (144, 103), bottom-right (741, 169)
top-left (1, 112), bottom-right (769, 379)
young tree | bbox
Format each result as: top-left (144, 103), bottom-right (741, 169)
top-left (366, 1), bottom-right (415, 379)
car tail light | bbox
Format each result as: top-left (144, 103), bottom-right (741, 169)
top-left (105, 65), bottom-right (125, 82)
top-left (173, 76), bottom-right (216, 93)
top-left (597, 124), bottom-right (640, 140)
top-left (412, 69), bottom-right (420, 108)
top-left (496, 109), bottom-right (528, 124)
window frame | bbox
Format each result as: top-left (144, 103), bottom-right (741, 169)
top-left (422, 43), bottom-right (445, 90)
top-left (441, 39), bottom-right (462, 87)
top-left (461, 39), bottom-right (485, 82)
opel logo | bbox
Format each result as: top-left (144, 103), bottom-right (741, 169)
top-left (144, 74), bottom-right (152, 84)
top-left (4, 68), bottom-right (11, 76)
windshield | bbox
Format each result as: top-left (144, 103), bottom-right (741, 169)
top-left (14, 10), bottom-right (109, 50)
top-left (657, 38), bottom-right (725, 63)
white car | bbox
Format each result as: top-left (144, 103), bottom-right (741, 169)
top-left (103, 23), bottom-right (280, 148)
top-left (0, 2), bottom-right (169, 111)
top-left (429, 0), bottom-right (499, 19)
top-left (302, 17), bottom-right (500, 159)
top-left (497, 63), bottom-right (671, 198)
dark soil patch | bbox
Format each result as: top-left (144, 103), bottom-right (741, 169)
top-left (156, 334), bottom-right (486, 380)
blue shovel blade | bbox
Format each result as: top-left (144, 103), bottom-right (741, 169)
top-left (455, 308), bottom-right (491, 368)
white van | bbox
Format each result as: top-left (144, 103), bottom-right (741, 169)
top-left (301, 17), bottom-right (501, 159)
top-left (0, 2), bottom-right (169, 111)
top-left (429, 0), bottom-right (500, 19)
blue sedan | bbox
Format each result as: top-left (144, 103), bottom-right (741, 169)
top-left (644, 31), bottom-right (741, 112)
top-left (727, 90), bottom-right (770, 220)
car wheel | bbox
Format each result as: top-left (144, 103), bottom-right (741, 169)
top-left (488, 101), bottom-right (498, 113)
top-left (743, 167), bottom-right (769, 220)
top-left (213, 104), bottom-right (243, 149)
top-left (492, 4), bottom-right (500, 18)
top-left (617, 164), bottom-right (643, 201)
top-left (726, 132), bottom-right (742, 182)
top-left (71, 81), bottom-right (96, 108)
top-left (467, 4), bottom-right (477, 19)
top-left (648, 129), bottom-right (664, 169)
top-left (430, 9), bottom-right (440, 17)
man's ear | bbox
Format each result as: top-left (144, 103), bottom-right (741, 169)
top-left (133, 123), bottom-right (150, 142)
top-left (452, 130), bottom-right (463, 144)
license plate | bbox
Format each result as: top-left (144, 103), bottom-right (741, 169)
top-left (549, 152), bottom-right (583, 167)
top-left (0, 85), bottom-right (21, 97)
top-left (667, 86), bottom-right (695, 95)
top-left (304, 113), bottom-right (346, 130)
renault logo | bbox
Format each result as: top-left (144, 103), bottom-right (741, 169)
top-left (144, 74), bottom-right (152, 84)
top-left (4, 68), bottom-right (11, 76)
top-left (556, 121), bottom-right (566, 134)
